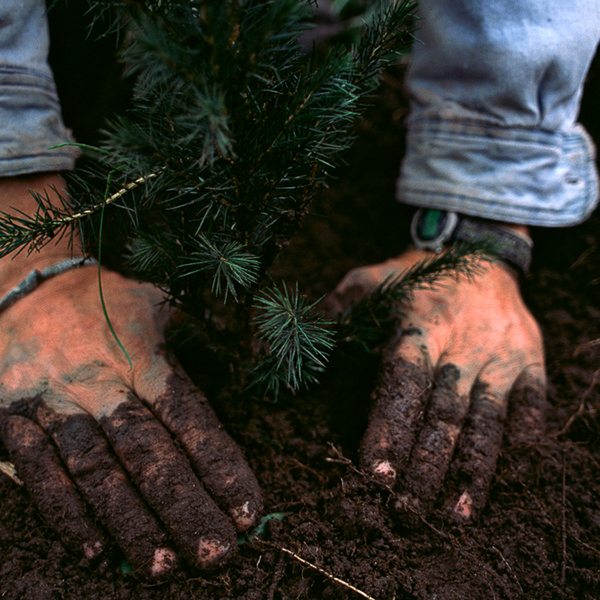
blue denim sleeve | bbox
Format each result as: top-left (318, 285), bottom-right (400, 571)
top-left (398, 0), bottom-right (600, 227)
top-left (0, 0), bottom-right (79, 177)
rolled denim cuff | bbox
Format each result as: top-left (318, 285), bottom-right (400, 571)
top-left (398, 119), bottom-right (599, 227)
top-left (0, 65), bottom-right (79, 177)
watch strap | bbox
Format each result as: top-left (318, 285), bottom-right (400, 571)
top-left (453, 218), bottom-right (533, 274)
top-left (410, 209), bottom-right (533, 275)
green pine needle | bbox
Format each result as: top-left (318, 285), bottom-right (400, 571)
top-left (339, 243), bottom-right (491, 350)
top-left (98, 178), bottom-right (133, 372)
top-left (181, 234), bottom-right (261, 302)
top-left (252, 283), bottom-right (335, 395)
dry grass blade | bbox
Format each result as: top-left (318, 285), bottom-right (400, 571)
top-left (263, 541), bottom-right (377, 600)
top-left (0, 461), bottom-right (23, 486)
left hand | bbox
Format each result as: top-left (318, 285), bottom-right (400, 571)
top-left (0, 175), bottom-right (262, 578)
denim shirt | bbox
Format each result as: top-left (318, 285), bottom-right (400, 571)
top-left (0, 0), bottom-right (78, 176)
top-left (398, 0), bottom-right (600, 226)
top-left (2, 0), bottom-right (600, 227)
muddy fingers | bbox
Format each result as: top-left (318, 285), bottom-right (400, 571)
top-left (33, 398), bottom-right (178, 579)
top-left (0, 414), bottom-right (106, 559)
top-left (397, 364), bottom-right (470, 512)
top-left (97, 392), bottom-right (237, 569)
top-left (504, 367), bottom-right (548, 446)
top-left (443, 381), bottom-right (508, 520)
top-left (359, 357), bottom-right (431, 486)
top-left (137, 361), bottom-right (263, 533)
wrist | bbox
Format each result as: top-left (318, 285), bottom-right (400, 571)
top-left (409, 208), bottom-right (533, 275)
top-left (499, 222), bottom-right (531, 240)
top-left (0, 173), bottom-right (82, 296)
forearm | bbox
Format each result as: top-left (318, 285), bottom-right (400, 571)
top-left (0, 1), bottom-right (82, 295)
top-left (0, 174), bottom-right (81, 298)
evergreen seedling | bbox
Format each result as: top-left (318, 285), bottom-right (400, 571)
top-left (0, 0), bottom-right (435, 394)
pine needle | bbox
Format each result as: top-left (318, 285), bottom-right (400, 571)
top-left (253, 283), bottom-right (335, 395)
top-left (98, 176), bottom-right (133, 372)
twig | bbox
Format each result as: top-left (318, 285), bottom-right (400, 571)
top-left (561, 453), bottom-right (567, 587)
top-left (0, 461), bottom-right (23, 486)
top-left (570, 243), bottom-right (596, 270)
top-left (491, 546), bottom-right (523, 594)
top-left (269, 542), bottom-right (377, 600)
top-left (573, 338), bottom-right (600, 355)
top-left (59, 171), bottom-right (161, 225)
top-left (557, 366), bottom-right (600, 436)
top-left (290, 457), bottom-right (327, 483)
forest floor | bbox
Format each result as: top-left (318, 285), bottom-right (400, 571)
top-left (1, 9), bottom-right (600, 599)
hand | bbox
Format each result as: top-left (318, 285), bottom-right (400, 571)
top-left (328, 247), bottom-right (547, 520)
top-left (0, 176), bottom-right (262, 578)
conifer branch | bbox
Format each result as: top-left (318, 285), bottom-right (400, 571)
top-left (339, 244), bottom-right (490, 350)
top-left (1, 0), bottom-right (420, 393)
top-left (0, 168), bottom-right (161, 258)
top-left (252, 283), bottom-right (335, 396)
top-left (180, 234), bottom-right (261, 302)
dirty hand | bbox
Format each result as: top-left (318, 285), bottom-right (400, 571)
top-left (0, 175), bottom-right (262, 578)
top-left (329, 246), bottom-right (547, 520)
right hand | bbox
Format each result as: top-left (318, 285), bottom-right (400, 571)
top-left (328, 247), bottom-right (547, 520)
top-left (0, 263), bottom-right (262, 578)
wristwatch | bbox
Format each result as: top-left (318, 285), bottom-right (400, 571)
top-left (410, 208), bottom-right (533, 274)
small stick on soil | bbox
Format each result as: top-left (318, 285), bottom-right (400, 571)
top-left (0, 461), bottom-right (23, 486)
top-left (264, 541), bottom-right (376, 600)
top-left (561, 453), bottom-right (567, 587)
top-left (290, 457), bottom-right (327, 483)
top-left (491, 546), bottom-right (523, 595)
top-left (557, 365), bottom-right (600, 436)
top-left (267, 552), bottom-right (286, 600)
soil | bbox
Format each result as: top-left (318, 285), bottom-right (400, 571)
top-left (2, 7), bottom-right (600, 600)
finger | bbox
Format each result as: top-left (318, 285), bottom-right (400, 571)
top-left (135, 356), bottom-right (263, 533)
top-left (324, 268), bottom-right (381, 317)
top-left (33, 395), bottom-right (178, 579)
top-left (443, 376), bottom-right (511, 521)
top-left (96, 390), bottom-right (237, 569)
top-left (396, 362), bottom-right (471, 513)
top-left (504, 365), bottom-right (548, 446)
top-left (359, 327), bottom-right (435, 486)
top-left (0, 413), bottom-right (106, 560)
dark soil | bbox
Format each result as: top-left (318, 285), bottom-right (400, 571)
top-left (2, 7), bottom-right (600, 599)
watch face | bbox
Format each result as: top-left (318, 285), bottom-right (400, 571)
top-left (411, 209), bottom-right (459, 251)
top-left (417, 209), bottom-right (446, 240)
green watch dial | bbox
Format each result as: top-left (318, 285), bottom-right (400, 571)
top-left (419, 209), bottom-right (445, 240)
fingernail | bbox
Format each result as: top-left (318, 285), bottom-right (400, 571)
top-left (150, 547), bottom-right (178, 577)
top-left (82, 540), bottom-right (103, 559)
top-left (231, 501), bottom-right (258, 532)
top-left (372, 460), bottom-right (397, 484)
top-left (197, 538), bottom-right (233, 569)
top-left (453, 490), bottom-right (472, 518)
